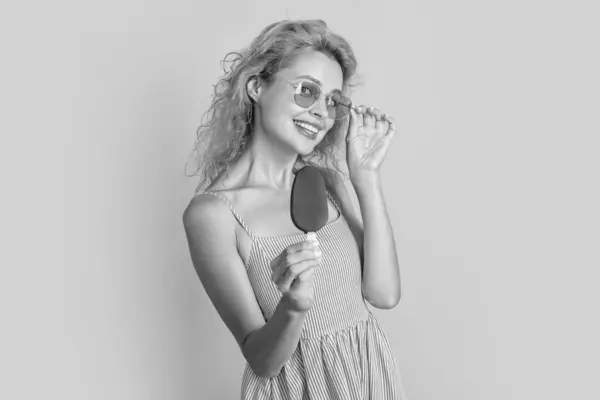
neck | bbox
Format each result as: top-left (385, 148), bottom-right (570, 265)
top-left (234, 131), bottom-right (301, 192)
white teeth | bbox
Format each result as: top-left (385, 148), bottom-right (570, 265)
top-left (294, 120), bottom-right (319, 134)
top-left (296, 125), bottom-right (316, 139)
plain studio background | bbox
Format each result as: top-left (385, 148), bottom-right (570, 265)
top-left (1, 0), bottom-right (598, 399)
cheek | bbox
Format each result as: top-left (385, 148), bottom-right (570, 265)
top-left (266, 92), bottom-right (294, 116)
top-left (260, 99), bottom-right (287, 126)
top-left (262, 106), bottom-right (299, 137)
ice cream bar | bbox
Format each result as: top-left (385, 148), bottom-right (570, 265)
top-left (290, 166), bottom-right (329, 237)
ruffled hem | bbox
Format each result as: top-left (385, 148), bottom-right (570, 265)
top-left (241, 313), bottom-right (406, 400)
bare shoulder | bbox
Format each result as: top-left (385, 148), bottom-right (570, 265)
top-left (182, 192), bottom-right (241, 279)
top-left (182, 191), bottom-right (266, 349)
top-left (183, 191), bottom-right (236, 235)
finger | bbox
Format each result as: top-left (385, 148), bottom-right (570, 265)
top-left (369, 108), bottom-right (385, 124)
top-left (347, 107), bottom-right (360, 142)
top-left (356, 105), bottom-right (369, 126)
top-left (360, 106), bottom-right (373, 126)
top-left (281, 258), bottom-right (320, 284)
top-left (363, 112), bottom-right (375, 128)
top-left (354, 104), bottom-right (367, 114)
top-left (271, 252), bottom-right (283, 271)
top-left (370, 108), bottom-right (383, 120)
top-left (386, 115), bottom-right (396, 136)
top-left (356, 109), bottom-right (364, 128)
top-left (285, 238), bottom-right (319, 256)
top-left (271, 252), bottom-right (288, 282)
top-left (277, 261), bottom-right (319, 291)
top-left (272, 244), bottom-right (320, 282)
top-left (372, 108), bottom-right (388, 132)
top-left (367, 106), bottom-right (384, 129)
top-left (294, 265), bottom-right (317, 284)
top-left (283, 247), bottom-right (321, 269)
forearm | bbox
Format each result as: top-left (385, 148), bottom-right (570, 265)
top-left (354, 173), bottom-right (401, 308)
top-left (241, 296), bottom-right (307, 378)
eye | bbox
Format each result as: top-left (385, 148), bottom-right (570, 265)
top-left (298, 82), bottom-right (319, 98)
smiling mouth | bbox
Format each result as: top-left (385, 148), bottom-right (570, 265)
top-left (294, 120), bottom-right (319, 139)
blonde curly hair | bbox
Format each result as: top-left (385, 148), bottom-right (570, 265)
top-left (185, 19), bottom-right (361, 194)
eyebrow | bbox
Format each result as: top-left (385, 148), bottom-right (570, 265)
top-left (294, 75), bottom-right (343, 94)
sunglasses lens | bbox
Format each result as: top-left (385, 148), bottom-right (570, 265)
top-left (292, 81), bottom-right (352, 120)
top-left (294, 82), bottom-right (320, 108)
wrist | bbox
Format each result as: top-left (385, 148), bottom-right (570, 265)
top-left (279, 294), bottom-right (310, 317)
top-left (350, 172), bottom-right (382, 195)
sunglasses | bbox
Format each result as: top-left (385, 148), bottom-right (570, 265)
top-left (275, 75), bottom-right (353, 120)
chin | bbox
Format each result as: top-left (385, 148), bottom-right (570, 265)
top-left (298, 147), bottom-right (315, 157)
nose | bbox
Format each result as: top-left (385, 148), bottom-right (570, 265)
top-left (309, 95), bottom-right (329, 119)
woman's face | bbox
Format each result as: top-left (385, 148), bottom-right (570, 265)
top-left (252, 50), bottom-right (344, 156)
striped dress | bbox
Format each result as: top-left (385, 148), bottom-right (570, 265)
top-left (202, 191), bottom-right (406, 400)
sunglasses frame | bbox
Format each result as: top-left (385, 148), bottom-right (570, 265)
top-left (275, 75), bottom-right (353, 120)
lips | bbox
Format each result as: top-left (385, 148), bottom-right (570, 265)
top-left (294, 120), bottom-right (324, 131)
top-left (294, 120), bottom-right (322, 140)
top-left (295, 123), bottom-right (317, 140)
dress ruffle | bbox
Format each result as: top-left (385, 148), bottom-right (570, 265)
top-left (241, 313), bottom-right (405, 399)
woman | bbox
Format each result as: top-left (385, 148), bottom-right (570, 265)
top-left (183, 19), bottom-right (406, 399)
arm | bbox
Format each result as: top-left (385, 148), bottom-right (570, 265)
top-left (327, 171), bottom-right (401, 309)
top-left (354, 173), bottom-right (401, 308)
top-left (182, 195), bottom-right (307, 378)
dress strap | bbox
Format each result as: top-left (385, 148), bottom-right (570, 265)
top-left (325, 190), bottom-right (343, 217)
top-left (201, 190), bottom-right (340, 237)
top-left (200, 191), bottom-right (256, 239)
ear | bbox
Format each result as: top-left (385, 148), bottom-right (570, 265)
top-left (246, 76), bottom-right (262, 103)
